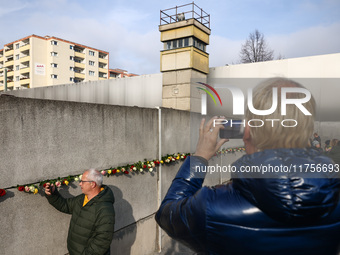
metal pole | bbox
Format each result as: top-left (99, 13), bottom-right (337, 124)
top-left (4, 67), bottom-right (7, 92)
top-left (156, 106), bottom-right (162, 252)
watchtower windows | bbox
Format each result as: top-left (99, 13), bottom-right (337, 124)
top-left (163, 37), bottom-right (207, 52)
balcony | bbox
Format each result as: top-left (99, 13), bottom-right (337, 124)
top-left (4, 60), bottom-right (14, 67)
top-left (20, 66), bottom-right (30, 74)
top-left (74, 51), bottom-right (85, 58)
top-left (20, 55), bottom-right (30, 63)
top-left (98, 67), bottom-right (107, 73)
top-left (20, 78), bottom-right (30, 86)
top-left (98, 58), bottom-right (108, 65)
top-left (75, 72), bottom-right (85, 79)
top-left (74, 62), bottom-right (85, 69)
top-left (7, 69), bottom-right (14, 76)
top-left (20, 44), bottom-right (30, 52)
top-left (4, 49), bottom-right (14, 57)
top-left (7, 81), bottom-right (14, 88)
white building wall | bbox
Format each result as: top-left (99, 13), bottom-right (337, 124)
top-left (209, 53), bottom-right (340, 78)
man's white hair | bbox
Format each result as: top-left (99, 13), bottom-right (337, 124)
top-left (86, 169), bottom-right (103, 186)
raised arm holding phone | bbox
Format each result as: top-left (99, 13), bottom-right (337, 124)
top-left (155, 78), bottom-right (340, 255)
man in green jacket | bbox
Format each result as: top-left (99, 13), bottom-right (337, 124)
top-left (45, 169), bottom-right (115, 255)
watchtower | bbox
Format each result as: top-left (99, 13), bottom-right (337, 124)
top-left (159, 2), bottom-right (210, 112)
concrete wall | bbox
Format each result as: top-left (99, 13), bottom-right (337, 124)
top-left (0, 95), bottom-right (243, 255)
top-left (4, 73), bottom-right (162, 109)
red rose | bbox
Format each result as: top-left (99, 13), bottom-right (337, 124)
top-left (18, 186), bottom-right (25, 191)
top-left (112, 169), bottom-right (117, 174)
top-left (124, 170), bottom-right (129, 174)
top-left (143, 165), bottom-right (147, 168)
top-left (0, 189), bottom-right (6, 197)
top-left (43, 183), bottom-right (47, 188)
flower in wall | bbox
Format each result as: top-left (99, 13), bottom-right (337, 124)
top-left (8, 148), bottom-right (244, 196)
top-left (17, 186), bottom-right (25, 192)
top-left (55, 181), bottom-right (61, 188)
top-left (0, 189), bottom-right (6, 197)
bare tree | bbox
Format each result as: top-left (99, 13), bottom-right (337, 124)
top-left (239, 29), bottom-right (274, 63)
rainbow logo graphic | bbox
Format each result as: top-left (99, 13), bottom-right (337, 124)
top-left (196, 82), bottom-right (222, 115)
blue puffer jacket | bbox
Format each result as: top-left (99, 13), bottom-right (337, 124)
top-left (155, 148), bottom-right (340, 255)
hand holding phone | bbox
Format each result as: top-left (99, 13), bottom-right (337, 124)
top-left (219, 119), bottom-right (244, 139)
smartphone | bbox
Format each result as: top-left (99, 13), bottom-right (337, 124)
top-left (219, 120), bottom-right (244, 139)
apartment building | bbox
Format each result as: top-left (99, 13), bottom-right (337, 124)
top-left (0, 34), bottom-right (109, 91)
top-left (109, 68), bottom-right (138, 78)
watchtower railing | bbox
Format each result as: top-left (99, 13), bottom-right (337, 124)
top-left (160, 2), bottom-right (210, 29)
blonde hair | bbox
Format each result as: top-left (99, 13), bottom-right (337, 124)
top-left (331, 139), bottom-right (339, 147)
top-left (245, 78), bottom-right (316, 150)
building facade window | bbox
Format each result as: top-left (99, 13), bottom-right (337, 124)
top-left (89, 50), bottom-right (95, 56)
top-left (51, 52), bottom-right (58, 57)
top-left (16, 43), bottom-right (20, 49)
top-left (51, 74), bottom-right (58, 79)
top-left (51, 40), bottom-right (58, 45)
top-left (16, 54), bottom-right (20, 60)
top-left (70, 45), bottom-right (74, 50)
top-left (89, 60), bottom-right (95, 66)
top-left (163, 37), bottom-right (205, 52)
top-left (70, 56), bottom-right (74, 61)
top-left (70, 67), bottom-right (74, 71)
top-left (89, 71), bottom-right (95, 76)
top-left (51, 63), bottom-right (58, 68)
top-left (16, 76), bottom-right (20, 81)
top-left (70, 77), bottom-right (74, 82)
top-left (16, 65), bottom-right (20, 71)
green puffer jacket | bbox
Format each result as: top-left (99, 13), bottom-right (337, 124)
top-left (46, 185), bottom-right (115, 255)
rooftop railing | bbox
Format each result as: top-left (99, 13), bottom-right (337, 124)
top-left (160, 2), bottom-right (210, 29)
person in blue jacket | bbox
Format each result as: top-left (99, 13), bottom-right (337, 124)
top-left (155, 78), bottom-right (340, 255)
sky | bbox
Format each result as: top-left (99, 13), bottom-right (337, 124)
top-left (1, 0), bottom-right (339, 75)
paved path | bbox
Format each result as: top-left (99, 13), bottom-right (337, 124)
top-left (152, 239), bottom-right (195, 255)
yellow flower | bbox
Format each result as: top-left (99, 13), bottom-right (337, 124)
top-left (160, 160), bottom-right (164, 164)
top-left (117, 169), bottom-right (120, 173)
top-left (33, 188), bottom-right (38, 194)
top-left (107, 170), bottom-right (112, 174)
top-left (64, 180), bottom-right (69, 186)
